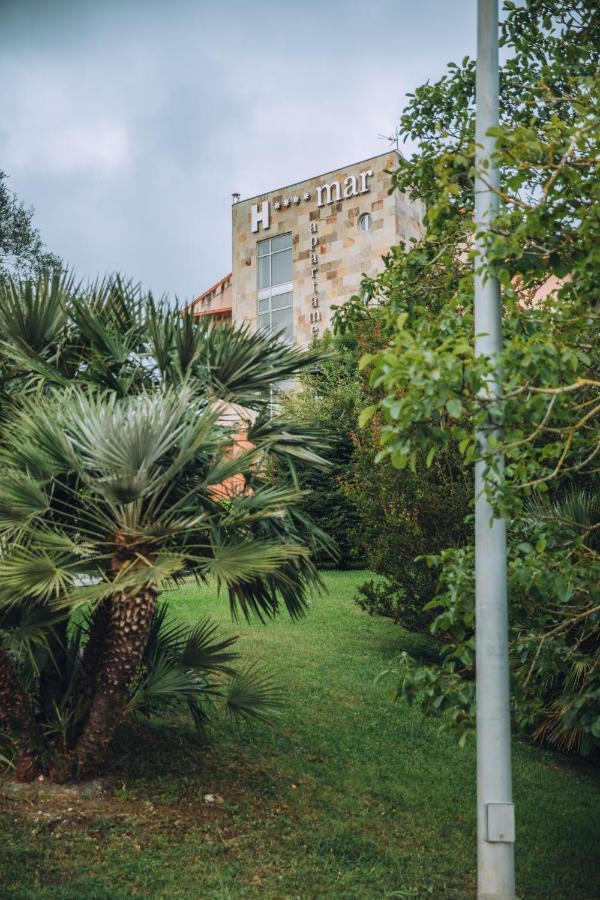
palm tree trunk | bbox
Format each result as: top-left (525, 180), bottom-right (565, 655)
top-left (0, 646), bottom-right (38, 782)
top-left (76, 597), bottom-right (113, 701)
top-left (66, 585), bottom-right (157, 780)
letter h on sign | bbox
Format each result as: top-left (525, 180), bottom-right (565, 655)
top-left (251, 201), bottom-right (270, 233)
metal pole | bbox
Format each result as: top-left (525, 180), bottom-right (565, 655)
top-left (474, 1), bottom-right (515, 898)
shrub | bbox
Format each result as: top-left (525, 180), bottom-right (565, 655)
top-left (355, 579), bottom-right (407, 622)
top-left (387, 487), bottom-right (600, 753)
top-left (346, 419), bottom-right (471, 629)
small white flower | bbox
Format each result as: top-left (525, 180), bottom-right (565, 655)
top-left (292, 195), bottom-right (300, 204)
top-left (283, 198), bottom-right (291, 208)
top-left (303, 191), bottom-right (310, 201)
top-left (274, 201), bottom-right (281, 210)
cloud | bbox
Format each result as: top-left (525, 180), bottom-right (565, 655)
top-left (0, 0), bottom-right (476, 301)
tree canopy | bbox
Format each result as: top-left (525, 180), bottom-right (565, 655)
top-left (0, 171), bottom-right (61, 280)
top-left (335, 0), bottom-right (600, 753)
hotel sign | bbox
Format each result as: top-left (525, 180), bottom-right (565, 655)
top-left (309, 220), bottom-right (321, 336)
top-left (250, 168), bottom-right (373, 233)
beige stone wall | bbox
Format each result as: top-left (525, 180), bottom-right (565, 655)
top-left (232, 151), bottom-right (423, 348)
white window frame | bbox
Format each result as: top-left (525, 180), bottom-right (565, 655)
top-left (257, 234), bottom-right (293, 343)
top-left (358, 212), bottom-right (373, 232)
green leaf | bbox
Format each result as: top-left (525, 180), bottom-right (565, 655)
top-left (358, 404), bottom-right (378, 428)
top-left (445, 398), bottom-right (463, 419)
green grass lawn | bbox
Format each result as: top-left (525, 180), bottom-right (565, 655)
top-left (1, 571), bottom-right (598, 899)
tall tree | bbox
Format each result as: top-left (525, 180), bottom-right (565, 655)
top-left (0, 171), bottom-right (61, 279)
top-left (336, 0), bottom-right (600, 752)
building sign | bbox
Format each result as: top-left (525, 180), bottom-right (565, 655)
top-left (251, 201), bottom-right (269, 233)
top-left (250, 168), bottom-right (373, 233)
top-left (309, 221), bottom-right (321, 336)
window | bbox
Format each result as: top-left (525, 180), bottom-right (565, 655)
top-left (358, 212), bottom-right (373, 232)
top-left (257, 233), bottom-right (293, 343)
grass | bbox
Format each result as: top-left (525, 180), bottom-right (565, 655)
top-left (1, 570), bottom-right (598, 899)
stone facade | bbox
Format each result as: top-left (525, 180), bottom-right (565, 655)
top-left (231, 151), bottom-right (424, 348)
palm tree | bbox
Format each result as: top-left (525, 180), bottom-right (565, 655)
top-left (0, 274), bottom-right (334, 780)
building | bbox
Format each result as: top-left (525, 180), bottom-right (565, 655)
top-left (185, 272), bottom-right (233, 322)
top-left (191, 150), bottom-right (424, 346)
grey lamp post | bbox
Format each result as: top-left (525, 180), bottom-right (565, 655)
top-left (474, 1), bottom-right (516, 897)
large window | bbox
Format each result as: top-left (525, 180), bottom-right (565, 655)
top-left (257, 233), bottom-right (293, 343)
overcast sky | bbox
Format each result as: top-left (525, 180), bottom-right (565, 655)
top-left (1, 0), bottom-right (476, 303)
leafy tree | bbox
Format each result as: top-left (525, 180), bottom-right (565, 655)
top-left (337, 1), bottom-right (600, 751)
top-left (0, 274), bottom-right (331, 780)
top-left (0, 172), bottom-right (61, 279)
top-left (345, 315), bottom-right (471, 629)
top-left (281, 320), bottom-right (472, 611)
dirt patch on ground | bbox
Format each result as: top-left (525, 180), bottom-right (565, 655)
top-left (0, 774), bottom-right (227, 841)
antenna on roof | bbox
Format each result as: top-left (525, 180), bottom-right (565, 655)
top-left (377, 126), bottom-right (401, 152)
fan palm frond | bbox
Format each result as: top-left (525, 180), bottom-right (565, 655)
top-left (0, 471), bottom-right (49, 532)
top-left (55, 555), bottom-right (187, 612)
top-left (146, 301), bottom-right (215, 384)
top-left (524, 487), bottom-right (599, 550)
top-left (0, 271), bottom-right (71, 358)
top-left (226, 564), bottom-right (315, 622)
top-left (247, 414), bottom-right (332, 468)
top-left (124, 606), bottom-right (242, 725)
top-left (0, 546), bottom-right (79, 606)
top-left (225, 664), bottom-right (285, 724)
top-left (525, 487), bottom-right (598, 531)
top-left (125, 655), bottom-right (211, 719)
top-left (180, 618), bottom-right (239, 673)
top-left (64, 388), bottom-right (188, 473)
top-left (219, 484), bottom-right (305, 526)
top-left (202, 539), bottom-right (310, 588)
top-left (72, 276), bottom-right (146, 347)
top-left (71, 295), bottom-right (137, 366)
top-left (0, 605), bottom-right (63, 674)
top-left (173, 307), bottom-right (206, 377)
top-left (145, 300), bottom-right (176, 379)
top-left (0, 396), bottom-right (79, 478)
top-left (191, 319), bottom-right (330, 407)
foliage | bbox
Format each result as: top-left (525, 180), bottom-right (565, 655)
top-left (0, 602), bottom-right (281, 768)
top-left (0, 273), bottom-right (331, 779)
top-left (348, 417), bottom-right (471, 630)
top-left (125, 604), bottom-right (284, 729)
top-left (335, 1), bottom-right (600, 751)
top-left (281, 325), bottom-right (472, 604)
top-left (0, 171), bottom-right (61, 279)
top-left (354, 579), bottom-right (408, 625)
top-left (387, 487), bottom-right (600, 753)
top-left (279, 330), bottom-right (361, 568)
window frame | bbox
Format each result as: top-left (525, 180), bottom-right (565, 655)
top-left (358, 212), bottom-right (373, 233)
top-left (257, 233), bottom-right (293, 343)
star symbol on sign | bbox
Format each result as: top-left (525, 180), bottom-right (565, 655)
top-left (274, 201), bottom-right (281, 210)
top-left (303, 191), bottom-right (310, 201)
top-left (283, 198), bottom-right (291, 207)
top-left (292, 195), bottom-right (300, 205)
